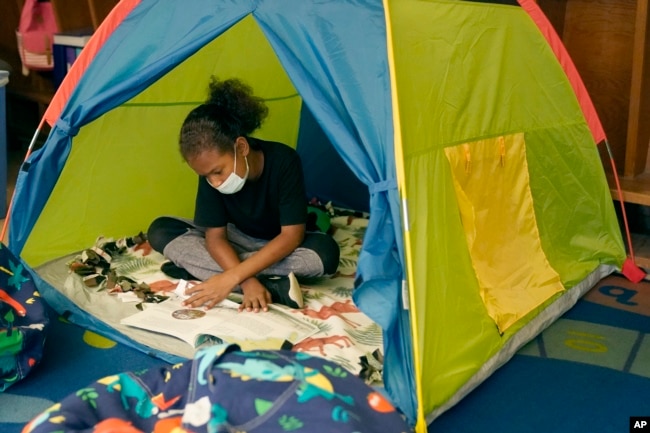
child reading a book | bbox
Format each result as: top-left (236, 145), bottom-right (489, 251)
top-left (147, 77), bottom-right (340, 313)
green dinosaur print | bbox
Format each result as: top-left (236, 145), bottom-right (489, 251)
top-left (76, 387), bottom-right (100, 410)
top-left (7, 260), bottom-right (29, 289)
top-left (323, 364), bottom-right (348, 378)
top-left (208, 403), bottom-right (228, 432)
top-left (278, 414), bottom-right (304, 431)
top-left (331, 405), bottom-right (361, 423)
top-left (100, 373), bottom-right (157, 417)
top-left (2, 309), bottom-right (15, 330)
top-left (217, 359), bottom-right (299, 382)
top-left (296, 381), bottom-right (354, 405)
top-left (216, 358), bottom-right (355, 406)
top-left (0, 326), bottom-right (21, 354)
top-left (255, 398), bottom-right (273, 415)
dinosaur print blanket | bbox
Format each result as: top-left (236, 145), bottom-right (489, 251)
top-left (0, 243), bottom-right (49, 391)
top-left (22, 343), bottom-right (410, 433)
top-left (34, 214), bottom-right (384, 384)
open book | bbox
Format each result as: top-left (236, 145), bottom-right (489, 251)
top-left (120, 280), bottom-right (319, 351)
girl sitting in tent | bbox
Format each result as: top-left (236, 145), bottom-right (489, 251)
top-left (147, 77), bottom-right (340, 313)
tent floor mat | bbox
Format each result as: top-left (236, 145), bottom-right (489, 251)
top-left (32, 213), bottom-right (381, 375)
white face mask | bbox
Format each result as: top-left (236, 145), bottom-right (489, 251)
top-left (207, 147), bottom-right (249, 194)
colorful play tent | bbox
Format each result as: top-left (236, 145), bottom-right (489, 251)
top-left (5, 0), bottom-right (628, 431)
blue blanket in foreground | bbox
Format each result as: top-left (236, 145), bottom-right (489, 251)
top-left (22, 343), bottom-right (411, 433)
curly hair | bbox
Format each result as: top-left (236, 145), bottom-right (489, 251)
top-left (179, 77), bottom-right (269, 160)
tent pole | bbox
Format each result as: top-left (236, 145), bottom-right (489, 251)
top-left (1, 118), bottom-right (44, 244)
top-left (604, 139), bottom-right (647, 282)
top-left (382, 0), bottom-right (427, 431)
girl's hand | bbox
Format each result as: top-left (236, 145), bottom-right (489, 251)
top-left (239, 278), bottom-right (272, 313)
top-left (183, 273), bottom-right (237, 310)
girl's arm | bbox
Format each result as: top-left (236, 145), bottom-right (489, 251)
top-left (183, 224), bottom-right (305, 311)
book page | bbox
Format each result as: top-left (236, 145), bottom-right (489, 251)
top-left (200, 303), bottom-right (319, 348)
top-left (119, 300), bottom-right (208, 346)
top-left (120, 291), bottom-right (319, 350)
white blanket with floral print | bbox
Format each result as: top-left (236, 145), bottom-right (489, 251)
top-left (35, 214), bottom-right (384, 384)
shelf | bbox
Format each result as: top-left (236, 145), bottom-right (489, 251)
top-left (608, 172), bottom-right (650, 206)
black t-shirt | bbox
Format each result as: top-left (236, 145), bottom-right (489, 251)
top-left (193, 138), bottom-right (307, 240)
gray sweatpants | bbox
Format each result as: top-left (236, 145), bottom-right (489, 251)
top-left (162, 223), bottom-right (326, 281)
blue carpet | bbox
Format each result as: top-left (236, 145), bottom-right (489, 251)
top-left (433, 356), bottom-right (650, 433)
top-left (2, 274), bottom-right (649, 433)
top-left (0, 308), bottom-right (166, 433)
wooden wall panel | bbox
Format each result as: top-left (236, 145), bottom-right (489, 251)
top-left (563, 0), bottom-right (636, 174)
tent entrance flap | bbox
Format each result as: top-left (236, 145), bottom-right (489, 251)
top-left (444, 133), bottom-right (564, 333)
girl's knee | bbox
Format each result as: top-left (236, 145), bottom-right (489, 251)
top-left (147, 217), bottom-right (193, 253)
top-left (301, 233), bottom-right (340, 275)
